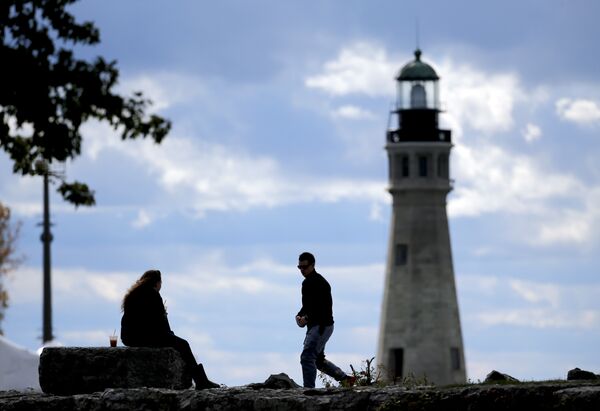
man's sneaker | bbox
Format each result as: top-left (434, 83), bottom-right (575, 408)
top-left (340, 375), bottom-right (357, 387)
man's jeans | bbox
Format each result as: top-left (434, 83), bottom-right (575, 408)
top-left (300, 324), bottom-right (347, 388)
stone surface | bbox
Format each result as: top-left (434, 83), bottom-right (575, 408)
top-left (567, 367), bottom-right (598, 381)
top-left (39, 347), bottom-right (192, 395)
top-left (3, 380), bottom-right (600, 410)
top-left (554, 386), bottom-right (600, 411)
top-left (484, 370), bottom-right (520, 383)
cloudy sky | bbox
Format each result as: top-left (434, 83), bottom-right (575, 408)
top-left (2, 0), bottom-right (600, 386)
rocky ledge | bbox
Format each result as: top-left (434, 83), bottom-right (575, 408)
top-left (2, 380), bottom-right (600, 411)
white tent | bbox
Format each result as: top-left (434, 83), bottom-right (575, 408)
top-left (0, 335), bottom-right (41, 391)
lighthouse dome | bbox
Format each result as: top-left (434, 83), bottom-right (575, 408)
top-left (397, 49), bottom-right (439, 81)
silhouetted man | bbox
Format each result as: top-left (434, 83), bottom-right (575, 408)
top-left (295, 252), bottom-right (354, 388)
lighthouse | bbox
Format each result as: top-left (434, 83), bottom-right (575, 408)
top-left (377, 49), bottom-right (466, 385)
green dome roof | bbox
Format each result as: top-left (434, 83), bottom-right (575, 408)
top-left (397, 49), bottom-right (439, 81)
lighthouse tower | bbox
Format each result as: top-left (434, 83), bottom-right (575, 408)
top-left (377, 49), bottom-right (466, 385)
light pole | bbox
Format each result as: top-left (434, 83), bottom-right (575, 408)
top-left (41, 169), bottom-right (53, 343)
top-left (36, 160), bottom-right (63, 344)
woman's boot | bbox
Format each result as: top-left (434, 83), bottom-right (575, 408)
top-left (194, 363), bottom-right (220, 389)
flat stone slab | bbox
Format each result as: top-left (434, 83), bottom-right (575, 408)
top-left (39, 347), bottom-right (192, 395)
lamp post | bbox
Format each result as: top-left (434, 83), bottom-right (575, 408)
top-left (36, 160), bottom-right (63, 344)
top-left (41, 169), bottom-right (53, 343)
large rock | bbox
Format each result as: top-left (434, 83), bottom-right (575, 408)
top-left (567, 367), bottom-right (598, 381)
top-left (248, 373), bottom-right (302, 389)
top-left (39, 347), bottom-right (192, 395)
top-left (484, 370), bottom-right (520, 383)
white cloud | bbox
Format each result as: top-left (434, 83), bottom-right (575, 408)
top-left (522, 123), bottom-right (542, 143)
top-left (331, 105), bottom-right (376, 120)
top-left (81, 120), bottom-right (387, 218)
top-left (460, 274), bottom-right (600, 330)
top-left (86, 276), bottom-right (132, 303)
top-left (475, 308), bottom-right (599, 329)
top-left (304, 42), bottom-right (525, 136)
top-left (5, 266), bottom-right (133, 304)
top-left (449, 143), bottom-right (582, 217)
top-left (304, 42), bottom-right (396, 97)
top-left (322, 263), bottom-right (385, 296)
top-left (457, 274), bottom-right (499, 295)
top-left (131, 209), bottom-right (153, 229)
top-left (447, 110), bottom-right (600, 246)
top-left (556, 98), bottom-right (600, 125)
top-left (5, 253), bottom-right (382, 311)
top-left (119, 72), bottom-right (208, 112)
top-left (509, 279), bottom-right (560, 308)
top-left (440, 61), bottom-right (523, 135)
top-left (0, 164), bottom-right (43, 217)
top-left (4, 115), bottom-right (34, 137)
top-left (536, 209), bottom-right (594, 245)
top-left (534, 186), bottom-right (600, 246)
top-left (368, 202), bottom-right (384, 222)
top-left (446, 141), bottom-right (600, 245)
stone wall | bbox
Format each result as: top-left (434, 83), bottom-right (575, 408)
top-left (2, 380), bottom-right (600, 411)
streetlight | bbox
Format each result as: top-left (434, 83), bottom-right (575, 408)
top-left (35, 160), bottom-right (64, 344)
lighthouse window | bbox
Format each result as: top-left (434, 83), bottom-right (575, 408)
top-left (418, 156), bottom-right (428, 177)
top-left (450, 347), bottom-right (461, 370)
top-left (437, 154), bottom-right (449, 178)
top-left (410, 84), bottom-right (427, 108)
top-left (402, 156), bottom-right (410, 177)
top-left (395, 244), bottom-right (407, 266)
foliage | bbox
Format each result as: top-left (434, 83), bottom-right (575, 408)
top-left (318, 372), bottom-right (334, 389)
top-left (350, 357), bottom-right (383, 386)
top-left (0, 0), bottom-right (171, 206)
top-left (319, 357), bottom-right (385, 388)
top-left (0, 202), bottom-right (21, 335)
top-left (321, 357), bottom-right (434, 389)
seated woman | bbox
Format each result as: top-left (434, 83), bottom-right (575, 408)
top-left (121, 269), bottom-right (219, 389)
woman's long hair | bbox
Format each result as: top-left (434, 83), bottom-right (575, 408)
top-left (121, 269), bottom-right (162, 311)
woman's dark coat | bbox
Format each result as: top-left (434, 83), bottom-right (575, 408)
top-left (120, 285), bottom-right (173, 346)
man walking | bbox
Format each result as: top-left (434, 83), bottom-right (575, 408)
top-left (295, 252), bottom-right (354, 388)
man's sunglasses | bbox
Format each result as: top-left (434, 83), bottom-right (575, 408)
top-left (297, 264), bottom-right (311, 269)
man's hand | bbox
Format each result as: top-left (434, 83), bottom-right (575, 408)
top-left (296, 315), bottom-right (308, 327)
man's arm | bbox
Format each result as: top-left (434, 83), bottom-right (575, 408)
top-left (296, 281), bottom-right (308, 327)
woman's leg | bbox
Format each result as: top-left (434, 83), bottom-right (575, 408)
top-left (164, 334), bottom-right (219, 389)
top-left (163, 334), bottom-right (197, 371)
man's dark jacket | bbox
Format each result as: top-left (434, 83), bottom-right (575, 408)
top-left (121, 285), bottom-right (173, 346)
top-left (297, 271), bottom-right (334, 329)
